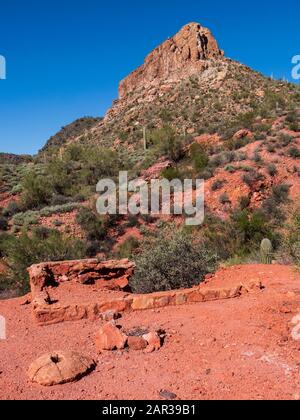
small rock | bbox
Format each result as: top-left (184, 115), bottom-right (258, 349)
top-left (143, 332), bottom-right (162, 353)
top-left (95, 323), bottom-right (128, 352)
top-left (101, 310), bottom-right (121, 322)
top-left (127, 336), bottom-right (147, 351)
top-left (280, 306), bottom-right (292, 314)
top-left (159, 389), bottom-right (177, 400)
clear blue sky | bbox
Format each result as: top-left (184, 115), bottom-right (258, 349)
top-left (0, 0), bottom-right (299, 155)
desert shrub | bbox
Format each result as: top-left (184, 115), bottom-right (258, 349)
top-left (231, 209), bottom-right (271, 249)
top-left (267, 163), bottom-right (278, 177)
top-left (202, 206), bottom-right (277, 261)
top-left (209, 151), bottom-right (236, 169)
top-left (161, 167), bottom-right (182, 181)
top-left (242, 171), bottom-right (265, 187)
top-left (224, 165), bottom-right (236, 173)
top-left (236, 151), bottom-right (248, 161)
top-left (278, 133), bottom-right (293, 147)
top-left (190, 144), bottom-right (209, 172)
top-left (278, 207), bottom-right (300, 265)
top-left (46, 160), bottom-right (73, 196)
top-left (21, 171), bottom-right (52, 210)
top-left (289, 147), bottom-right (300, 159)
top-left (76, 207), bottom-right (108, 241)
top-left (227, 136), bottom-right (250, 151)
top-left (79, 147), bottom-right (122, 185)
top-left (126, 215), bottom-right (140, 228)
top-left (211, 179), bottom-right (225, 192)
top-left (219, 193), bottom-right (231, 205)
top-left (261, 184), bottom-right (290, 222)
top-left (72, 193), bottom-right (86, 203)
top-left (131, 230), bottom-right (218, 294)
top-left (289, 122), bottom-right (299, 132)
top-left (50, 194), bottom-right (71, 206)
top-left (11, 184), bottom-right (23, 195)
top-left (267, 144), bottom-right (276, 153)
top-left (0, 216), bottom-right (8, 231)
top-left (12, 211), bottom-right (39, 227)
top-left (150, 126), bottom-right (186, 162)
top-left (53, 220), bottom-right (64, 227)
top-left (2, 201), bottom-right (21, 217)
top-left (0, 229), bottom-right (86, 294)
top-left (116, 236), bottom-right (140, 259)
top-left (239, 195), bottom-right (251, 210)
top-left (271, 184), bottom-right (290, 205)
top-left (39, 203), bottom-right (80, 217)
top-left (197, 168), bottom-right (215, 180)
top-left (286, 110), bottom-right (298, 124)
top-left (252, 152), bottom-right (263, 163)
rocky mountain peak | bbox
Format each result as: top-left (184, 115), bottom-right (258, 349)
top-left (119, 22), bottom-right (224, 99)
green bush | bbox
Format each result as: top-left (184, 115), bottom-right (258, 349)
top-left (39, 203), bottom-right (80, 217)
top-left (211, 179), bottom-right (225, 192)
top-left (21, 171), bottom-right (52, 210)
top-left (267, 163), bottom-right (278, 177)
top-left (116, 236), bottom-right (140, 259)
top-left (190, 144), bottom-right (209, 172)
top-left (271, 184), bottom-right (290, 205)
top-left (279, 207), bottom-right (300, 265)
top-left (161, 167), bottom-right (182, 181)
top-left (76, 207), bottom-right (108, 241)
top-left (289, 147), bottom-right (300, 159)
top-left (12, 211), bottom-right (39, 227)
top-left (150, 126), bottom-right (186, 162)
top-left (219, 193), bottom-right (231, 205)
top-left (227, 136), bottom-right (251, 151)
top-left (231, 209), bottom-right (270, 248)
top-left (131, 230), bottom-right (218, 294)
top-left (2, 201), bottom-right (21, 217)
top-left (0, 216), bottom-right (8, 231)
top-left (0, 229), bottom-right (86, 294)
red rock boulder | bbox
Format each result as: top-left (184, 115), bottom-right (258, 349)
top-left (95, 323), bottom-right (128, 352)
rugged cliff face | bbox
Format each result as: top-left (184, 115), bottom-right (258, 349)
top-left (119, 23), bottom-right (224, 99)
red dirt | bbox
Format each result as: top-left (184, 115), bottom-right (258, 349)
top-left (0, 192), bottom-right (19, 209)
top-left (1, 264), bottom-right (300, 400)
top-left (38, 210), bottom-right (85, 239)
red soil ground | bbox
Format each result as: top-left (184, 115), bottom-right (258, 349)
top-left (1, 264), bottom-right (300, 400)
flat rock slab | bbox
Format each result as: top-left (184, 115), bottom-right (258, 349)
top-left (28, 351), bottom-right (96, 386)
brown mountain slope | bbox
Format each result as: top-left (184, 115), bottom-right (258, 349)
top-left (41, 22), bottom-right (300, 159)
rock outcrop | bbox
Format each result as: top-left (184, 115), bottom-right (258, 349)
top-left (28, 259), bottom-right (135, 296)
top-left (119, 23), bottom-right (224, 99)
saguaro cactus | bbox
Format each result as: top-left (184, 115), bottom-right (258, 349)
top-left (260, 238), bottom-right (273, 265)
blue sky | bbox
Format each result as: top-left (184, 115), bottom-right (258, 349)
top-left (0, 0), bottom-right (299, 155)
